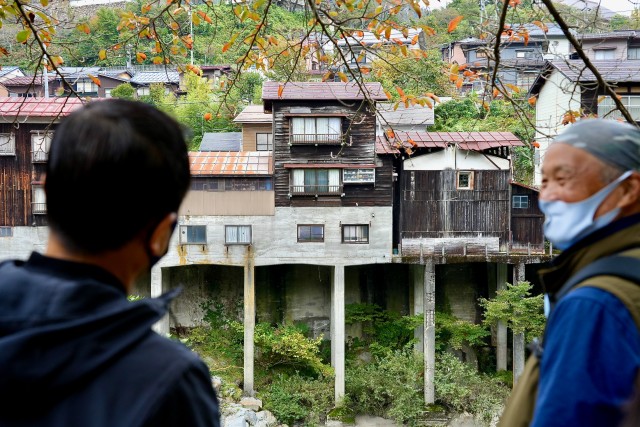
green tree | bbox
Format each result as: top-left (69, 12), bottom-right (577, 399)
top-left (110, 82), bottom-right (136, 100)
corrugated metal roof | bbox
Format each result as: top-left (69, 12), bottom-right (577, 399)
top-left (2, 75), bottom-right (55, 86)
top-left (0, 66), bottom-right (22, 78)
top-left (189, 151), bottom-right (272, 176)
top-left (0, 97), bottom-right (85, 118)
top-left (233, 105), bottom-right (273, 123)
top-left (377, 103), bottom-right (434, 126)
top-left (130, 71), bottom-right (180, 85)
top-left (553, 60), bottom-right (640, 82)
top-left (58, 67), bottom-right (101, 80)
top-left (200, 132), bottom-right (242, 151)
top-left (375, 131), bottom-right (524, 154)
top-left (263, 81), bottom-right (386, 101)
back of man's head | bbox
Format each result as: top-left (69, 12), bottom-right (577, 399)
top-left (45, 99), bottom-right (190, 254)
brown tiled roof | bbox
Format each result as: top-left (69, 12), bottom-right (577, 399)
top-left (375, 131), bottom-right (524, 154)
top-left (0, 97), bottom-right (85, 118)
top-left (233, 105), bottom-right (273, 123)
top-left (189, 151), bottom-right (272, 176)
top-left (262, 81), bottom-right (386, 101)
top-left (2, 75), bottom-right (55, 86)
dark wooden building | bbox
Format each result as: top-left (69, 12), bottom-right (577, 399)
top-left (510, 181), bottom-right (544, 251)
top-left (0, 97), bottom-right (84, 227)
top-left (262, 82), bottom-right (393, 209)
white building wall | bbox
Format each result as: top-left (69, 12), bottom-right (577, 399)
top-left (534, 70), bottom-right (581, 185)
top-left (402, 146), bottom-right (509, 171)
top-left (160, 206), bottom-right (393, 268)
top-left (0, 227), bottom-right (49, 262)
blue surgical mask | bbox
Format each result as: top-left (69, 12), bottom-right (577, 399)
top-left (539, 170), bottom-right (632, 250)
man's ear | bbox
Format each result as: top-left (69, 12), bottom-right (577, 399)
top-left (148, 213), bottom-right (177, 257)
top-left (618, 172), bottom-right (640, 210)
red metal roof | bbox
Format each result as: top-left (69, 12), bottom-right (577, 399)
top-left (189, 151), bottom-right (272, 176)
top-left (263, 81), bottom-right (387, 101)
top-left (375, 131), bottom-right (524, 154)
top-left (0, 97), bottom-right (85, 118)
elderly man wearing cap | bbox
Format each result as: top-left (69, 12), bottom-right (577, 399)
top-left (499, 119), bottom-right (640, 427)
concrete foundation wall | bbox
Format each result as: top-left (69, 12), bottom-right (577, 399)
top-left (0, 226), bottom-right (49, 262)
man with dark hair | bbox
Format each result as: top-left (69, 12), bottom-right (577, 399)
top-left (0, 100), bottom-right (220, 427)
top-left (500, 119), bottom-right (640, 426)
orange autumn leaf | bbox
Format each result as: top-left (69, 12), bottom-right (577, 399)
top-left (204, 112), bottom-right (212, 121)
top-left (448, 16), bottom-right (463, 33)
top-left (528, 96), bottom-right (537, 106)
top-left (396, 86), bottom-right (405, 97)
top-left (493, 88), bottom-right (500, 98)
top-left (532, 141), bottom-right (540, 148)
top-left (277, 84), bottom-right (284, 98)
top-left (455, 77), bottom-right (463, 89)
top-left (384, 90), bottom-right (392, 100)
top-left (532, 21), bottom-right (549, 33)
top-left (87, 74), bottom-right (101, 87)
top-left (136, 52), bottom-right (147, 63)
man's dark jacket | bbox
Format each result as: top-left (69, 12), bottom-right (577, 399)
top-left (0, 253), bottom-right (220, 427)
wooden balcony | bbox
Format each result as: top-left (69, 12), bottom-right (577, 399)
top-left (290, 184), bottom-right (343, 196)
top-left (289, 134), bottom-right (343, 145)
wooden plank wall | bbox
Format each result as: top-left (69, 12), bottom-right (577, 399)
top-left (272, 100), bottom-right (392, 207)
top-left (511, 185), bottom-right (544, 248)
top-left (0, 123), bottom-right (50, 227)
top-left (399, 169), bottom-right (510, 243)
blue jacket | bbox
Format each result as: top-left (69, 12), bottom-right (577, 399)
top-left (0, 253), bottom-right (220, 427)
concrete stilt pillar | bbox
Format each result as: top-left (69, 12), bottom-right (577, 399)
top-left (331, 265), bottom-right (345, 402)
top-left (496, 263), bottom-right (508, 372)
top-left (244, 260), bottom-right (255, 397)
top-left (151, 266), bottom-right (169, 336)
top-left (424, 259), bottom-right (436, 404)
top-left (413, 264), bottom-right (425, 353)
top-left (512, 262), bottom-right (526, 384)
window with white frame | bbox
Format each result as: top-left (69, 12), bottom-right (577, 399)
top-left (291, 169), bottom-right (341, 195)
top-left (598, 95), bottom-right (640, 121)
top-left (343, 168), bottom-right (375, 184)
top-left (298, 225), bottom-right (324, 242)
top-left (290, 117), bottom-right (342, 144)
top-left (0, 133), bottom-right (16, 156)
top-left (225, 225), bottom-right (252, 245)
top-left (256, 133), bottom-right (273, 151)
top-left (594, 48), bottom-right (615, 60)
top-left (32, 184), bottom-right (46, 214)
top-left (457, 171), bottom-right (474, 190)
top-left (31, 132), bottom-right (53, 162)
top-left (512, 195), bottom-right (529, 209)
top-left (179, 225), bottom-right (207, 244)
top-left (0, 227), bottom-right (12, 237)
top-left (76, 80), bottom-right (98, 94)
top-left (137, 87), bottom-right (150, 96)
top-left (342, 224), bottom-right (369, 243)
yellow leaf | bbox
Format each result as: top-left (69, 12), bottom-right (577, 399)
top-left (450, 63), bottom-right (459, 74)
top-left (88, 74), bottom-right (101, 87)
top-left (152, 56), bottom-right (163, 64)
top-left (505, 83), bottom-right (520, 93)
top-left (322, 71), bottom-right (332, 82)
top-left (411, 34), bottom-right (419, 45)
top-left (136, 52), bottom-right (147, 63)
top-left (597, 95), bottom-right (607, 104)
top-left (384, 90), bottom-right (392, 100)
top-left (40, 0), bottom-right (48, 6)
top-left (532, 20), bottom-right (548, 33)
top-left (448, 15), bottom-right (463, 33)
top-left (98, 49), bottom-right (107, 61)
top-left (337, 72), bottom-right (348, 82)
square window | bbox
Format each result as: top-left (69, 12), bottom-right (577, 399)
top-left (31, 132), bottom-right (53, 162)
top-left (256, 133), bottom-right (273, 151)
top-left (225, 225), bottom-right (252, 245)
top-left (512, 195), bottom-right (529, 209)
top-left (180, 225), bottom-right (207, 244)
top-left (342, 224), bottom-right (369, 243)
top-left (0, 226), bottom-right (12, 237)
top-left (0, 133), bottom-right (16, 156)
top-left (298, 225), bottom-right (324, 242)
top-left (457, 171), bottom-right (473, 190)
top-left (32, 184), bottom-right (46, 214)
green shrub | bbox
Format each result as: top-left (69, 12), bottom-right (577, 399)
top-left (260, 373), bottom-right (334, 426)
top-left (435, 312), bottom-right (490, 352)
top-left (345, 303), bottom-right (421, 352)
top-left (435, 352), bottom-right (509, 422)
top-left (346, 348), bottom-right (425, 426)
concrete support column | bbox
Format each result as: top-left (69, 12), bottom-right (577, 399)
top-left (424, 259), bottom-right (436, 404)
top-left (331, 265), bottom-right (345, 403)
top-left (413, 264), bottom-right (425, 353)
top-left (496, 264), bottom-right (508, 372)
top-left (151, 266), bottom-right (169, 336)
top-left (512, 262), bottom-right (526, 384)
top-left (244, 260), bottom-right (255, 397)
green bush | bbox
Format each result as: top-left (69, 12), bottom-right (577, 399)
top-left (260, 373), bottom-right (334, 426)
top-left (346, 348), bottom-right (425, 426)
top-left (435, 352), bottom-right (509, 422)
top-left (345, 303), bottom-right (422, 352)
top-left (435, 312), bottom-right (489, 352)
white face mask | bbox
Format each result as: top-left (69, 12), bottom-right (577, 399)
top-left (539, 170), bottom-right (632, 250)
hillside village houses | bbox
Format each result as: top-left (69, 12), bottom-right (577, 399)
top-left (0, 81), bottom-right (549, 405)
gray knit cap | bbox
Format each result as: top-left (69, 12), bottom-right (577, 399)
top-left (553, 119), bottom-right (640, 171)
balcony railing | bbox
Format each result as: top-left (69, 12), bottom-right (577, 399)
top-left (32, 151), bottom-right (48, 163)
top-left (290, 184), bottom-right (343, 196)
top-left (32, 203), bottom-right (47, 214)
top-left (290, 134), bottom-right (343, 145)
